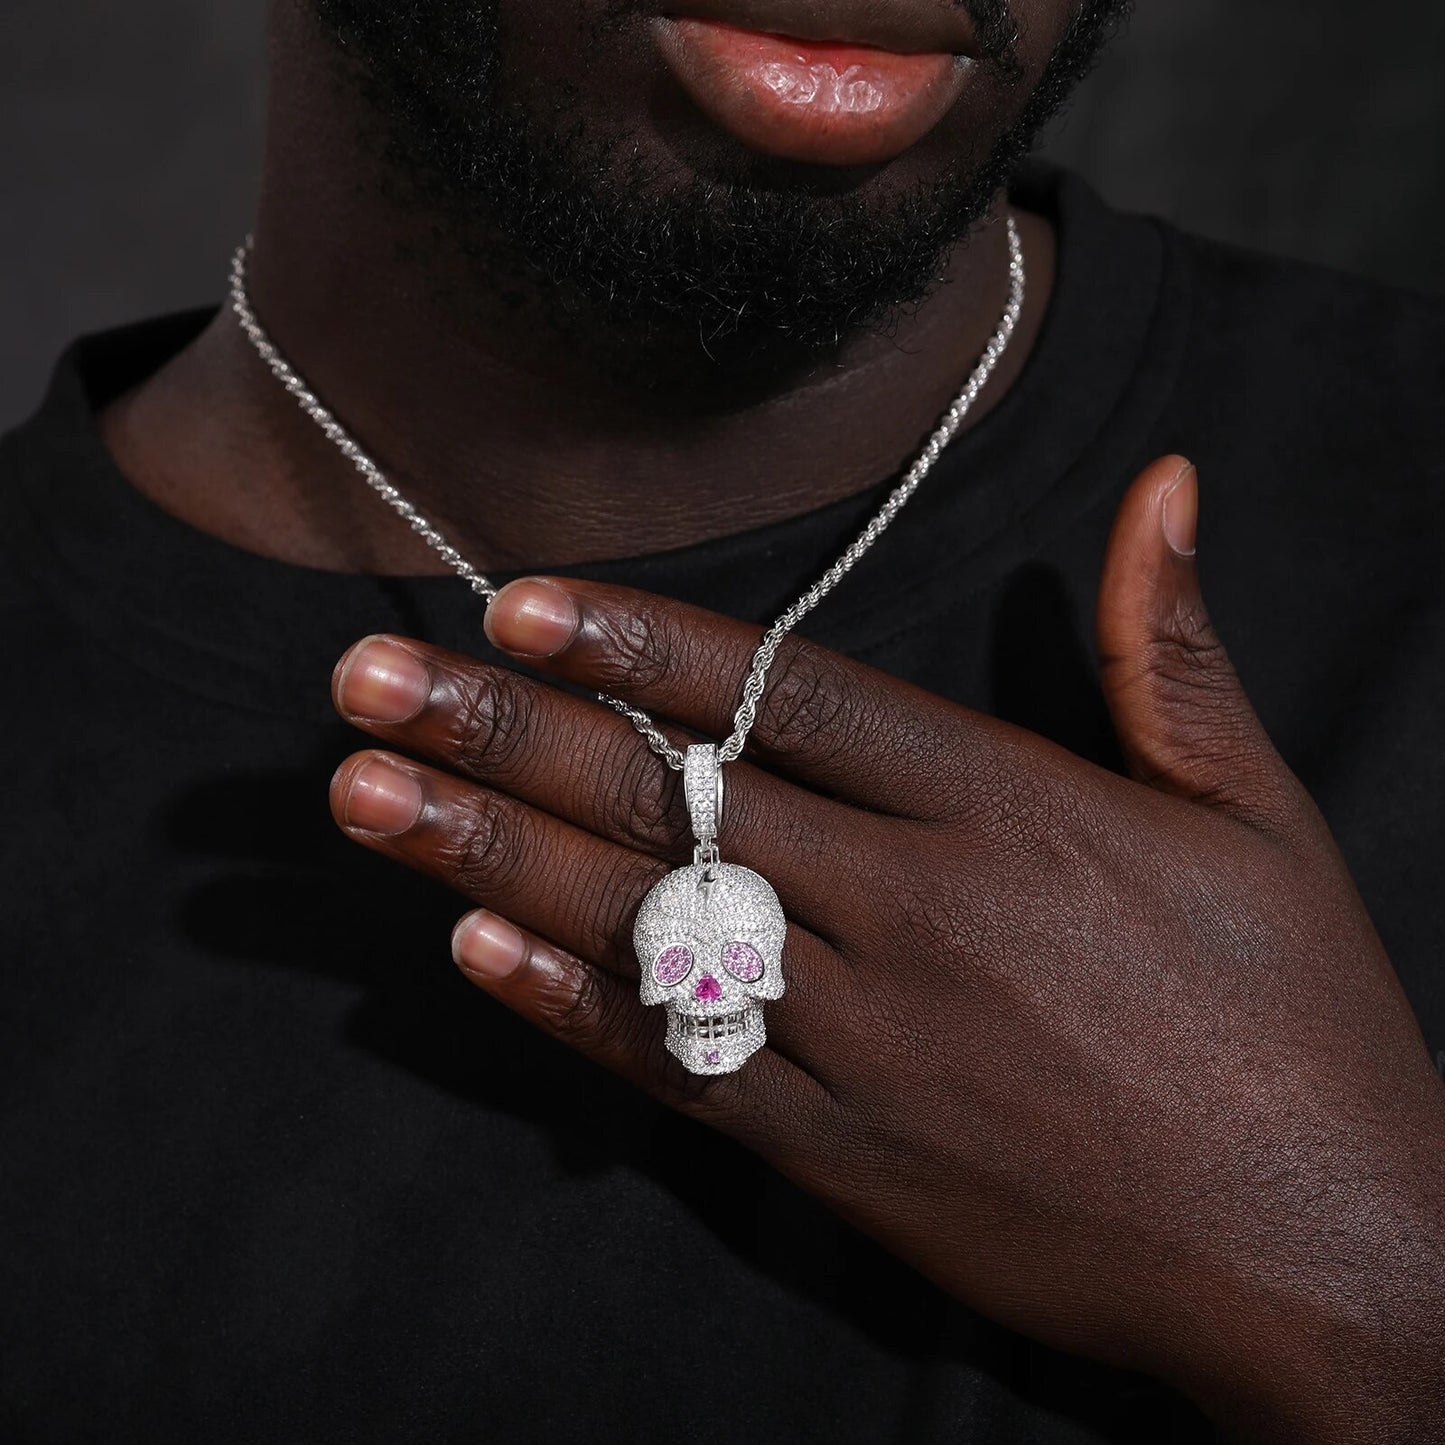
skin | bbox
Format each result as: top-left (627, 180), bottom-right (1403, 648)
top-left (90, 0), bottom-right (1444, 1437)
top-left (99, 0), bottom-right (1064, 570)
top-left (328, 462), bottom-right (1445, 1440)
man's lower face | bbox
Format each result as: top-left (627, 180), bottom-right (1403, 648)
top-left (312, 0), bottom-right (1126, 356)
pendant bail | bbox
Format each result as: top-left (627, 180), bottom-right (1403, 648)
top-left (684, 743), bottom-right (725, 865)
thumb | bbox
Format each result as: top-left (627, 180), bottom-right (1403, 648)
top-left (1096, 455), bottom-right (1306, 833)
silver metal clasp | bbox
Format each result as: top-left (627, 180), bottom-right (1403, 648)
top-left (684, 743), bottom-right (725, 867)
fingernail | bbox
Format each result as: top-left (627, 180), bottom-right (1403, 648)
top-left (452, 910), bottom-right (528, 980)
top-left (337, 638), bottom-right (430, 722)
top-left (1162, 462), bottom-right (1198, 558)
top-left (343, 757), bottom-right (424, 835)
top-left (484, 579), bottom-right (579, 657)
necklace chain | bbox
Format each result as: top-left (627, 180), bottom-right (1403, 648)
top-left (228, 219), bottom-right (1025, 770)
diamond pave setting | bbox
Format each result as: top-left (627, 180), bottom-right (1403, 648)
top-left (634, 861), bottom-right (786, 1075)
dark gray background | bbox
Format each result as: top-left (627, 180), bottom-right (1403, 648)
top-left (3, 1), bottom-right (1443, 431)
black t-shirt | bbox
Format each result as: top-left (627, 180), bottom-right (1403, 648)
top-left (2, 169), bottom-right (1442, 1444)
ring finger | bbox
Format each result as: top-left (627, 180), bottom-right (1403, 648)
top-left (329, 747), bottom-right (845, 1075)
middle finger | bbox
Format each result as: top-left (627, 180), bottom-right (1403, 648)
top-left (333, 634), bottom-right (878, 938)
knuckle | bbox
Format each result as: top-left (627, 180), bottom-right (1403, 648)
top-left (918, 763), bottom-right (1111, 932)
top-left (1136, 652), bottom-right (1278, 791)
top-left (1143, 596), bottom-right (1235, 701)
top-left (450, 670), bottom-right (537, 778)
top-left (1110, 601), bottom-right (1298, 810)
top-left (587, 603), bottom-right (677, 696)
top-left (570, 851), bottom-right (667, 971)
top-left (1137, 728), bottom-right (1262, 798)
top-left (1142, 636), bottom-right (1234, 710)
top-left (537, 963), bottom-right (666, 1075)
top-left (596, 729), bottom-right (687, 851)
top-left (536, 962), bottom-right (612, 1046)
top-left (439, 791), bottom-right (530, 896)
top-left (754, 642), bottom-right (855, 759)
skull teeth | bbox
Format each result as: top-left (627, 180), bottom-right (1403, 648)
top-left (678, 1011), bottom-right (749, 1041)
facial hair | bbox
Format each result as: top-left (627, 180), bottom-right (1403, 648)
top-left (311, 0), bottom-right (1130, 364)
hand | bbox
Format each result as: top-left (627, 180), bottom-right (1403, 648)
top-left (329, 456), bottom-right (1445, 1442)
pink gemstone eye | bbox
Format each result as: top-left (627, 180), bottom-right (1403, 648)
top-left (652, 944), bottom-right (694, 987)
top-left (721, 941), bottom-right (764, 983)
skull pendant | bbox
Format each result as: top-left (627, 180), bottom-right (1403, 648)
top-left (634, 860), bottom-right (786, 1075)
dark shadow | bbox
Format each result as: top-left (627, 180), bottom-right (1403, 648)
top-left (989, 561), bottom-right (1126, 773)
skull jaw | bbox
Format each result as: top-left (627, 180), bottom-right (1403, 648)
top-left (665, 1005), bottom-right (766, 1075)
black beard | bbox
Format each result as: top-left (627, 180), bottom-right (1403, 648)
top-left (311, 1), bottom-right (1129, 366)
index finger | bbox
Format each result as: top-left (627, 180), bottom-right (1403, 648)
top-left (480, 575), bottom-right (1015, 816)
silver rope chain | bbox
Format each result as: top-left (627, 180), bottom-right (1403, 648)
top-left (229, 217), bottom-right (1024, 770)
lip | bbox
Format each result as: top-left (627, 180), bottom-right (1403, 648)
top-left (654, 17), bottom-right (973, 166)
top-left (662, 0), bottom-right (979, 54)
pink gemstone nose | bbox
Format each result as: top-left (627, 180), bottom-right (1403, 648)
top-left (694, 974), bottom-right (723, 1003)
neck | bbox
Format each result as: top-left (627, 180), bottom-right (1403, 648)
top-left (100, 3), bottom-right (1055, 576)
